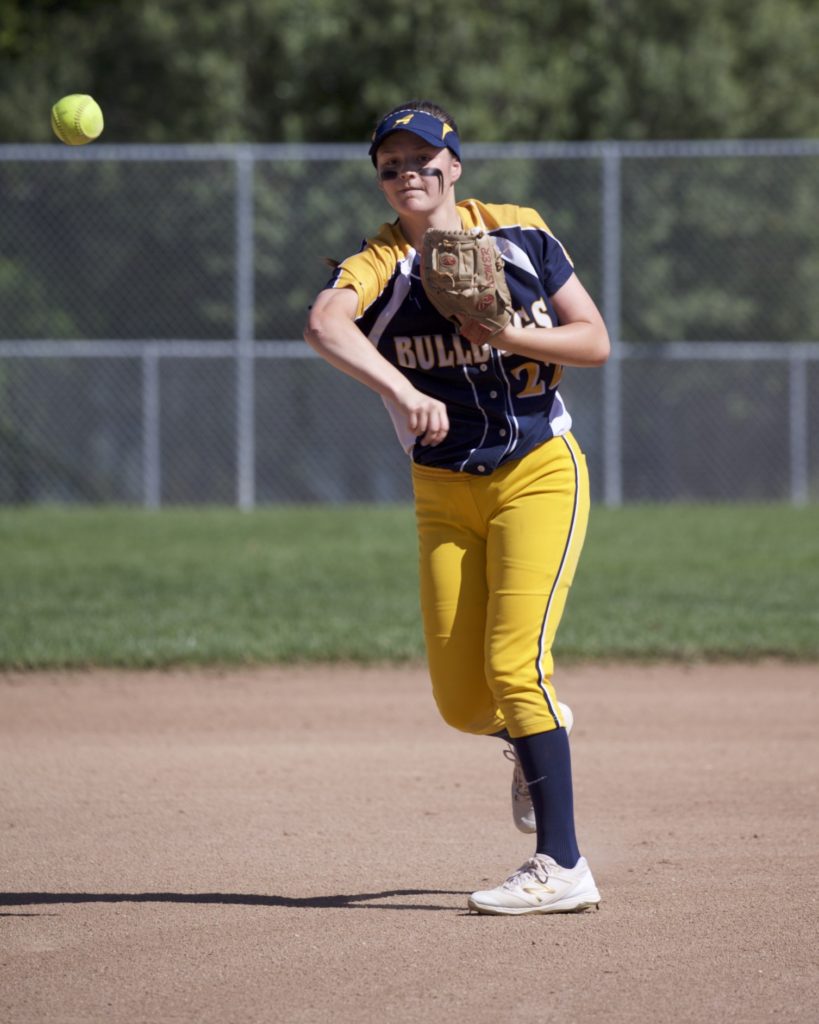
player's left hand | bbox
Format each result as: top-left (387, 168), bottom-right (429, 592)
top-left (421, 228), bottom-right (513, 344)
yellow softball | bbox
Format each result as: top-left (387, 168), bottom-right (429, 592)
top-left (51, 94), bottom-right (104, 146)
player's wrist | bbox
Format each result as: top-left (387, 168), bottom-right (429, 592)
top-left (492, 322), bottom-right (524, 348)
top-left (382, 374), bottom-right (418, 407)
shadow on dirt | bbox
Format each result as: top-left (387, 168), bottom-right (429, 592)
top-left (0, 890), bottom-right (466, 911)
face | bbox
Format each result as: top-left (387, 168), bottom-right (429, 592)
top-left (375, 131), bottom-right (462, 215)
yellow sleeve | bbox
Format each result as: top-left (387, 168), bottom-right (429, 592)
top-left (457, 198), bottom-right (550, 233)
top-left (458, 199), bottom-right (573, 268)
top-left (329, 223), bottom-right (409, 319)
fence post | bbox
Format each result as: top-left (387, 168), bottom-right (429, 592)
top-left (789, 346), bottom-right (809, 505)
top-left (235, 147), bottom-right (256, 510)
top-left (142, 347), bottom-right (161, 508)
top-left (601, 144), bottom-right (623, 506)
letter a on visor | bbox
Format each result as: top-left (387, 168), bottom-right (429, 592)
top-left (369, 110), bottom-right (461, 165)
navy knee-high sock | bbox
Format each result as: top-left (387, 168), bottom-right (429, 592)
top-left (511, 728), bottom-right (580, 868)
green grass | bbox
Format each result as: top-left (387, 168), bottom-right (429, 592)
top-left (1, 504), bottom-right (817, 668)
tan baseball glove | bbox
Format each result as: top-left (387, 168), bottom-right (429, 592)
top-left (421, 228), bottom-right (513, 344)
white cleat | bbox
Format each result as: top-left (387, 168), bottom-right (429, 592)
top-left (468, 853), bottom-right (601, 916)
top-left (506, 702), bottom-right (574, 834)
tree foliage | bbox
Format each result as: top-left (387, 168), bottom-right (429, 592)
top-left (1, 0), bottom-right (818, 144)
top-left (1, 0), bottom-right (817, 505)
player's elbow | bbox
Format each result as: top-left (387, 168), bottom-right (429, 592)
top-left (303, 307), bottom-right (331, 354)
top-left (302, 318), bottom-right (319, 351)
top-left (304, 289), bottom-right (357, 355)
top-left (586, 324), bottom-right (611, 366)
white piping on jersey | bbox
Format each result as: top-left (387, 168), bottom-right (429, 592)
top-left (492, 235), bottom-right (539, 280)
top-left (457, 364), bottom-right (490, 472)
top-left (535, 434), bottom-right (581, 722)
top-left (366, 250), bottom-right (418, 454)
top-left (491, 230), bottom-right (570, 450)
top-left (484, 200), bottom-right (574, 275)
top-left (493, 350), bottom-right (521, 460)
top-left (453, 210), bottom-right (521, 468)
top-left (367, 250), bottom-right (415, 347)
top-left (472, 205), bottom-right (541, 283)
top-left (455, 210), bottom-right (493, 472)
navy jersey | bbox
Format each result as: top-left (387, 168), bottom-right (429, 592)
top-left (328, 199), bottom-right (576, 475)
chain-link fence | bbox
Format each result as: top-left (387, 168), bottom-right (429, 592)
top-left (1, 139), bottom-right (818, 506)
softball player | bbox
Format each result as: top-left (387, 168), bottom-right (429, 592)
top-left (304, 100), bottom-right (610, 915)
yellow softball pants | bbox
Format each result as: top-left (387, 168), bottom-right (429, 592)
top-left (411, 432), bottom-right (590, 740)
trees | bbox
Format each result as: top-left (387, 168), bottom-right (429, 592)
top-left (1, 2), bottom-right (816, 504)
top-left (1, 0), bottom-right (817, 144)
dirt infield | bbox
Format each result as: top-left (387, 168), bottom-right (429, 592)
top-left (1, 662), bottom-right (817, 1023)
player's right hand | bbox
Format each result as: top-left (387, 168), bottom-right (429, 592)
top-left (396, 386), bottom-right (449, 446)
